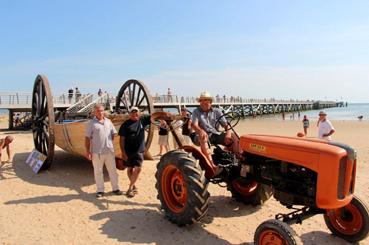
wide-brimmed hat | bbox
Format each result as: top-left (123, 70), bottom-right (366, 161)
top-left (197, 91), bottom-right (213, 102)
top-left (130, 106), bottom-right (139, 112)
top-left (319, 111), bottom-right (327, 116)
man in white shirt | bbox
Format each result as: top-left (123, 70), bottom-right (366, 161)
top-left (85, 104), bottom-right (122, 198)
top-left (317, 111), bottom-right (335, 141)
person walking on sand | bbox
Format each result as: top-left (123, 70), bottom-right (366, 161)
top-left (0, 136), bottom-right (14, 163)
top-left (118, 106), bottom-right (172, 197)
top-left (85, 104), bottom-right (122, 198)
top-left (157, 120), bottom-right (170, 155)
top-left (302, 115), bottom-right (309, 135)
top-left (317, 111), bottom-right (335, 141)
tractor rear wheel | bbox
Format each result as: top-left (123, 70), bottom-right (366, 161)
top-left (155, 150), bottom-right (210, 226)
top-left (324, 195), bottom-right (369, 243)
top-left (229, 177), bottom-right (273, 206)
top-left (254, 219), bottom-right (302, 245)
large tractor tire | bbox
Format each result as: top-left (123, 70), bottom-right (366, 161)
top-left (254, 219), bottom-right (302, 245)
top-left (228, 177), bottom-right (273, 206)
top-left (155, 150), bottom-right (210, 226)
top-left (324, 195), bottom-right (369, 243)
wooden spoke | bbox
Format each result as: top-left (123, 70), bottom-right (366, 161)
top-left (32, 75), bottom-right (55, 170)
top-left (135, 87), bottom-right (142, 106)
top-left (115, 79), bottom-right (154, 153)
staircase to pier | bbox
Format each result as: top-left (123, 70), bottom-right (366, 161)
top-left (66, 93), bottom-right (110, 119)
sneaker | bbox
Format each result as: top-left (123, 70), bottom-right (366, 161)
top-left (96, 192), bottom-right (104, 198)
top-left (112, 189), bottom-right (123, 195)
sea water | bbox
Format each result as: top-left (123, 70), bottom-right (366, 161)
top-left (0, 109), bottom-right (8, 115)
top-left (280, 103), bottom-right (369, 121)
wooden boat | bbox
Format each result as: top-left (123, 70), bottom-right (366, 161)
top-left (31, 75), bottom-right (154, 170)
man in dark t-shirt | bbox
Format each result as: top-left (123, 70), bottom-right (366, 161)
top-left (119, 107), bottom-right (172, 197)
top-left (118, 106), bottom-right (149, 197)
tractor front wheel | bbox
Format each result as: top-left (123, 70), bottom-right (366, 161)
top-left (324, 195), bottom-right (369, 243)
top-left (229, 177), bottom-right (273, 206)
top-left (254, 219), bottom-right (302, 245)
top-left (155, 150), bottom-right (210, 226)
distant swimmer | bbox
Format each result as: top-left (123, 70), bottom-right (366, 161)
top-left (358, 115), bottom-right (363, 120)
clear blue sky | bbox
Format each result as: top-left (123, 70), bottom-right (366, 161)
top-left (1, 0), bottom-right (369, 102)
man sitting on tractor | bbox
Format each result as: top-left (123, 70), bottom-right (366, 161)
top-left (191, 91), bottom-right (241, 167)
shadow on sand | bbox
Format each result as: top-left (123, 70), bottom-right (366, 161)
top-left (300, 230), bottom-right (352, 245)
top-left (5, 151), bottom-right (151, 210)
top-left (90, 208), bottom-right (253, 245)
top-left (5, 151), bottom-right (350, 244)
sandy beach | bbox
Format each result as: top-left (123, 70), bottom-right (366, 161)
top-left (1, 116), bottom-right (369, 245)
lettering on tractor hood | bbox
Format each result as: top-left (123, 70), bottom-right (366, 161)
top-left (250, 143), bottom-right (266, 153)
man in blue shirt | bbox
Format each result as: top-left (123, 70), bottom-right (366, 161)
top-left (191, 92), bottom-right (240, 166)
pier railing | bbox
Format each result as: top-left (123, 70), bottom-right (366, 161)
top-left (153, 94), bottom-right (313, 104)
top-left (0, 92), bottom-right (74, 108)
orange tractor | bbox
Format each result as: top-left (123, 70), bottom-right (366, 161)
top-left (155, 114), bottom-right (369, 244)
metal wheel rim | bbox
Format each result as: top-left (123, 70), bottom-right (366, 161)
top-left (327, 203), bottom-right (363, 235)
top-left (161, 164), bottom-right (187, 213)
top-left (32, 74), bottom-right (55, 167)
top-left (115, 79), bottom-right (154, 151)
top-left (232, 179), bottom-right (258, 197)
top-left (258, 229), bottom-right (288, 245)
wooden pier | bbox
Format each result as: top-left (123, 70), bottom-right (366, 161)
top-left (0, 91), bottom-right (344, 129)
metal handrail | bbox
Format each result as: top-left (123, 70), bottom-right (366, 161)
top-left (77, 93), bottom-right (109, 113)
top-left (66, 94), bottom-right (93, 113)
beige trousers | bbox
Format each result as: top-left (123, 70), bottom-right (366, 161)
top-left (92, 152), bottom-right (119, 193)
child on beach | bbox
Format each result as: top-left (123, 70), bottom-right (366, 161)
top-left (302, 115), bottom-right (309, 135)
top-left (157, 120), bottom-right (170, 156)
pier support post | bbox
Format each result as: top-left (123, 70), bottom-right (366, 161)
top-left (8, 109), bottom-right (13, 130)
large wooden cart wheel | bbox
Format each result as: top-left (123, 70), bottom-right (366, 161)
top-left (115, 79), bottom-right (155, 154)
top-left (32, 75), bottom-right (55, 170)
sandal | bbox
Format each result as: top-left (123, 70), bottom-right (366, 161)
top-left (126, 189), bottom-right (135, 198)
top-left (132, 185), bottom-right (138, 194)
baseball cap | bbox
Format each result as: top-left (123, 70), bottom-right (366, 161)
top-left (130, 106), bottom-right (139, 112)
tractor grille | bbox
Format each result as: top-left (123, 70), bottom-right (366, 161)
top-left (337, 157), bottom-right (356, 200)
top-left (337, 156), bottom-right (347, 200)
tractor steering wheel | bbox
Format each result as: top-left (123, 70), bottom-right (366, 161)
top-left (215, 111), bottom-right (241, 134)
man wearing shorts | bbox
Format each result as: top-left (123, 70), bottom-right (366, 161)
top-left (118, 106), bottom-right (150, 197)
top-left (191, 92), bottom-right (240, 167)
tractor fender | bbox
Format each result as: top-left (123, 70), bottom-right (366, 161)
top-left (179, 145), bottom-right (217, 179)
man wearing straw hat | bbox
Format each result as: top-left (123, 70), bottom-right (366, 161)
top-left (317, 111), bottom-right (335, 141)
top-left (191, 91), bottom-right (240, 168)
